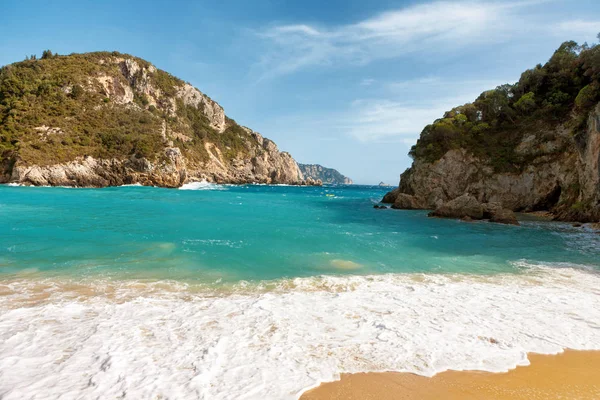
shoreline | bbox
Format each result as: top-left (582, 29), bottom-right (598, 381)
top-left (300, 350), bottom-right (600, 400)
top-left (1, 268), bottom-right (599, 398)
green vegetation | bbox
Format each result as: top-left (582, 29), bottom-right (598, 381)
top-left (0, 50), bottom-right (256, 170)
top-left (409, 38), bottom-right (600, 172)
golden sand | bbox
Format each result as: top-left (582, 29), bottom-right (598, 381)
top-left (301, 350), bottom-right (600, 400)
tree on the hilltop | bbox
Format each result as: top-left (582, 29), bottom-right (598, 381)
top-left (41, 50), bottom-right (53, 59)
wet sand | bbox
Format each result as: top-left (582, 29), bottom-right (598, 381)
top-left (301, 350), bottom-right (600, 400)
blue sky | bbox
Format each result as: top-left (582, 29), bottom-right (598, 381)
top-left (2, 0), bottom-right (599, 184)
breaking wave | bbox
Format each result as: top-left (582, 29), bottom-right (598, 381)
top-left (1, 264), bottom-right (599, 399)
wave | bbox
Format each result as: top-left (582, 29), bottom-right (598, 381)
top-left (119, 183), bottom-right (144, 187)
top-left (179, 180), bottom-right (227, 191)
top-left (1, 265), bottom-right (600, 399)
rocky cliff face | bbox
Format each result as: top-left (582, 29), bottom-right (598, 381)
top-left (298, 164), bottom-right (352, 185)
top-left (385, 103), bottom-right (600, 222)
top-left (382, 40), bottom-right (600, 223)
top-left (0, 52), bottom-right (316, 187)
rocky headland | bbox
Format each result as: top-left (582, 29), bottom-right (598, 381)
top-left (382, 40), bottom-right (600, 223)
top-left (0, 51), bottom-right (320, 187)
top-left (298, 163), bottom-right (352, 185)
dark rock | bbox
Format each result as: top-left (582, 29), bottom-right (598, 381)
top-left (381, 187), bottom-right (400, 204)
top-left (489, 208), bottom-right (520, 225)
top-left (482, 202), bottom-right (502, 219)
top-left (391, 193), bottom-right (423, 210)
top-left (430, 194), bottom-right (484, 219)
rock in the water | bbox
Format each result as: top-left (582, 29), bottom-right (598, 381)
top-left (391, 193), bottom-right (423, 210)
top-left (381, 187), bottom-right (400, 204)
top-left (430, 194), bottom-right (484, 219)
top-left (489, 208), bottom-right (520, 225)
top-left (482, 203), bottom-right (502, 219)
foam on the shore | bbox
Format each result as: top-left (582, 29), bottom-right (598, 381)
top-left (1, 264), bottom-right (600, 399)
top-left (179, 180), bottom-right (227, 190)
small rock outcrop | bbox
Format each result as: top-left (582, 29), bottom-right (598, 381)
top-left (381, 187), bottom-right (400, 204)
top-left (391, 193), bottom-right (424, 210)
top-left (429, 194), bottom-right (484, 219)
top-left (428, 195), bottom-right (520, 225)
top-left (489, 208), bottom-right (519, 225)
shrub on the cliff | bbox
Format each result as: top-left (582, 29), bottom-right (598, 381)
top-left (70, 84), bottom-right (84, 99)
top-left (575, 84), bottom-right (599, 110)
top-left (514, 92), bottom-right (536, 113)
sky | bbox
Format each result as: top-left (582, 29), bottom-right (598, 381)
top-left (2, 0), bottom-right (600, 184)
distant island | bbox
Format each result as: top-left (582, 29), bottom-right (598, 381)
top-left (0, 51), bottom-right (320, 187)
top-left (383, 39), bottom-right (600, 223)
top-left (298, 163), bottom-right (353, 185)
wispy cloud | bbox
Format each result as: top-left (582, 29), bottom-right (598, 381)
top-left (342, 99), bottom-right (448, 143)
top-left (255, 1), bottom-right (545, 79)
top-left (344, 74), bottom-right (515, 143)
top-left (263, 74), bottom-right (512, 144)
top-left (555, 20), bottom-right (600, 39)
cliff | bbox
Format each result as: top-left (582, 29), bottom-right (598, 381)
top-left (383, 40), bottom-right (600, 222)
top-left (298, 164), bottom-right (353, 185)
top-left (0, 51), bottom-right (317, 187)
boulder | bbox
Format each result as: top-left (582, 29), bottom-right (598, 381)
top-left (482, 202), bottom-right (503, 219)
top-left (381, 187), bottom-right (400, 204)
top-left (489, 208), bottom-right (520, 225)
top-left (391, 193), bottom-right (423, 210)
top-left (430, 194), bottom-right (484, 219)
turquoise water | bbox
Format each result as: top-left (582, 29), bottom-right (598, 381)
top-left (1, 184), bottom-right (599, 282)
top-left (2, 183), bottom-right (600, 400)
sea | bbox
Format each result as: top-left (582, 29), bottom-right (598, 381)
top-left (1, 183), bottom-right (599, 399)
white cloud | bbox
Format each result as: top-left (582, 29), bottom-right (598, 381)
top-left (255, 1), bottom-right (546, 78)
top-left (340, 74), bottom-right (515, 143)
top-left (342, 100), bottom-right (450, 143)
top-left (556, 20), bottom-right (600, 40)
top-left (261, 75), bottom-right (511, 144)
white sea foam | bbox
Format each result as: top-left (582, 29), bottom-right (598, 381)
top-left (1, 265), bottom-right (600, 399)
top-left (120, 183), bottom-right (143, 187)
top-left (179, 180), bottom-right (226, 191)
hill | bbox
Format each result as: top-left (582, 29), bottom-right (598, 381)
top-left (298, 164), bottom-right (353, 185)
top-left (0, 51), bottom-right (318, 187)
top-left (383, 38), bottom-right (600, 222)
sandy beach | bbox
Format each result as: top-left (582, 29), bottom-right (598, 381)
top-left (301, 350), bottom-right (600, 400)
